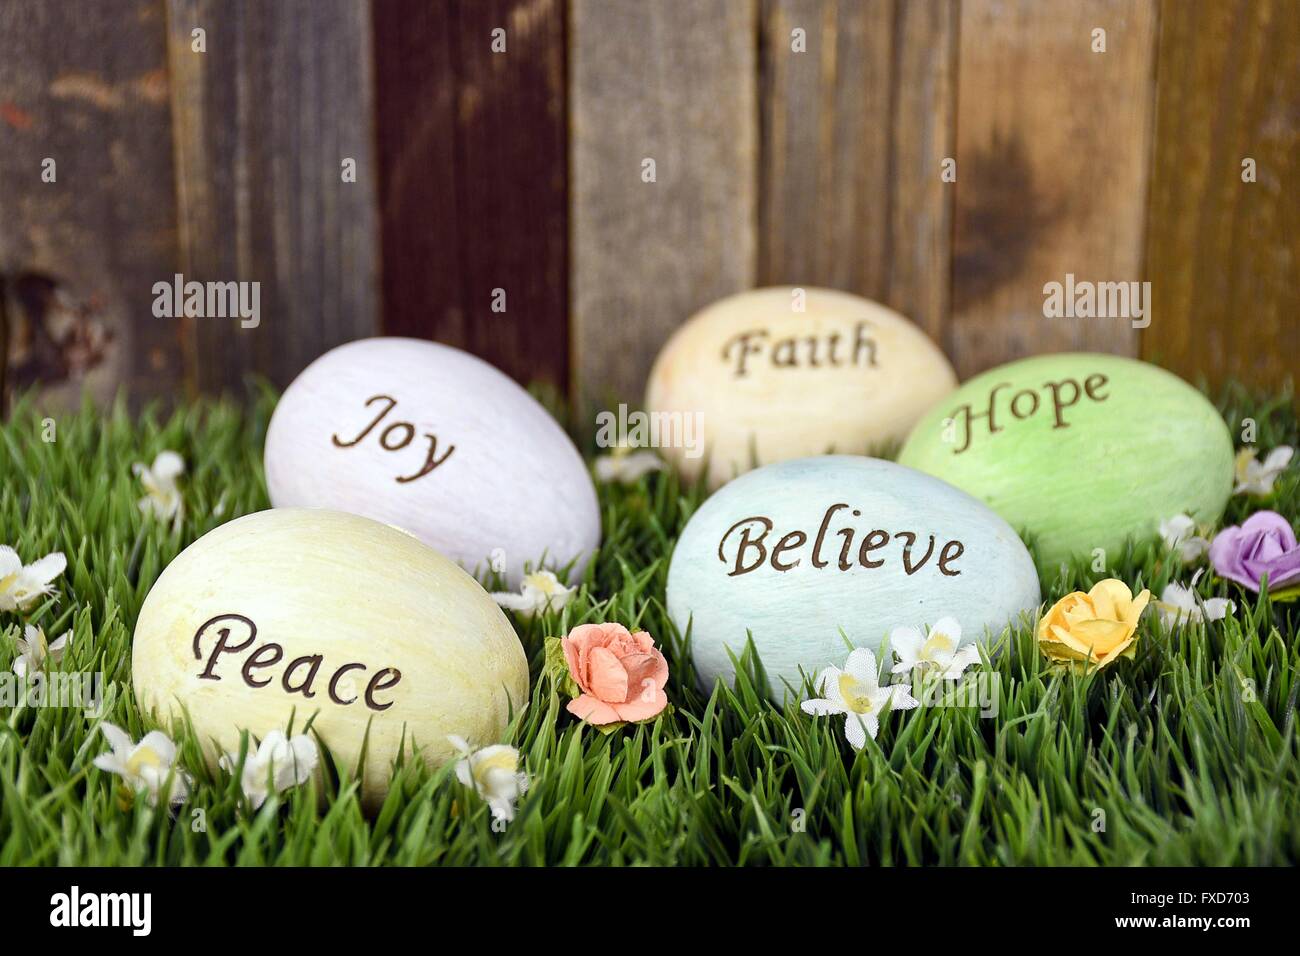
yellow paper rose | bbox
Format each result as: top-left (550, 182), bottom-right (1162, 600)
top-left (1037, 578), bottom-right (1151, 671)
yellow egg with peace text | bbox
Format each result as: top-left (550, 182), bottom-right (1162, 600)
top-left (131, 509), bottom-right (529, 805)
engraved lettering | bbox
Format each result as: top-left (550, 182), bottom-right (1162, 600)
top-left (857, 529), bottom-right (890, 568)
top-left (332, 393), bottom-right (456, 484)
top-left (190, 613), bottom-right (403, 712)
top-left (329, 663), bottom-right (365, 705)
top-left (282, 655), bottom-right (322, 698)
top-left (365, 668), bottom-right (402, 711)
top-left (379, 420), bottom-right (415, 450)
top-left (720, 321), bottom-right (880, 379)
top-left (714, 506), bottom-right (964, 577)
top-left (332, 394), bottom-right (397, 447)
top-left (938, 540), bottom-right (965, 577)
top-left (949, 373), bottom-right (1111, 454)
top-left (718, 516), bottom-right (773, 576)
top-left (194, 613), bottom-right (257, 681)
top-left (241, 643), bottom-right (283, 687)
top-left (397, 434), bottom-right (455, 484)
top-left (771, 530), bottom-right (807, 571)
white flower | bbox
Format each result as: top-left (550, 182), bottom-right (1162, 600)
top-left (800, 647), bottom-right (918, 750)
top-left (1158, 513), bottom-right (1211, 563)
top-left (133, 450), bottom-right (185, 526)
top-left (1155, 569), bottom-right (1234, 628)
top-left (1234, 445), bottom-right (1293, 496)
top-left (491, 570), bottom-right (575, 618)
top-left (219, 730), bottom-right (318, 809)
top-left (0, 546), bottom-right (67, 612)
top-left (92, 722), bottom-right (190, 807)
top-left (11, 624), bottom-right (71, 677)
top-left (594, 447), bottom-right (665, 485)
top-left (449, 735), bottom-right (528, 823)
top-left (888, 616), bottom-right (981, 679)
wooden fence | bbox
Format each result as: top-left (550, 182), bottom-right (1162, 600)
top-left (1, 0), bottom-right (1295, 414)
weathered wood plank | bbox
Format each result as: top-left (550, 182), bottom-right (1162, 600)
top-left (888, 0), bottom-right (958, 344)
top-left (570, 0), bottom-right (759, 410)
top-left (950, 0), bottom-right (1157, 378)
top-left (167, 0), bottom-right (379, 394)
top-left (0, 0), bottom-right (180, 406)
top-left (1142, 0), bottom-right (1299, 395)
top-left (758, 0), bottom-right (956, 343)
top-left (759, 0), bottom-right (892, 293)
top-left (373, 0), bottom-right (570, 392)
top-left (453, 0), bottom-right (569, 392)
top-left (371, 0), bottom-right (463, 354)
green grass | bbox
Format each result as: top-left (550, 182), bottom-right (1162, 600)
top-left (0, 382), bottom-right (1297, 866)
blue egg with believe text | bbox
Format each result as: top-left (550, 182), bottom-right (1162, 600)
top-left (667, 456), bottom-right (1042, 700)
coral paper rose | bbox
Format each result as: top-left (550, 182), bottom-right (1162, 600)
top-left (1037, 579), bottom-right (1150, 672)
top-left (560, 623), bottom-right (669, 725)
top-left (1209, 510), bottom-right (1300, 594)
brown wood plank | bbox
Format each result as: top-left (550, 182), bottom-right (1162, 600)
top-left (888, 0), bottom-right (959, 344)
top-left (570, 0), bottom-right (759, 410)
top-left (167, 0), bottom-right (379, 395)
top-left (759, 0), bottom-right (893, 294)
top-left (758, 0), bottom-right (957, 343)
top-left (371, 0), bottom-right (463, 353)
top-left (950, 0), bottom-right (1158, 378)
top-left (0, 0), bottom-right (181, 406)
top-left (371, 0), bottom-right (569, 392)
top-left (1142, 0), bottom-right (1299, 395)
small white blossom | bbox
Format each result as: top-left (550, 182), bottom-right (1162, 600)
top-left (11, 624), bottom-right (71, 677)
top-left (0, 546), bottom-right (67, 612)
top-left (594, 448), bottom-right (665, 485)
top-left (801, 647), bottom-right (918, 750)
top-left (1155, 569), bottom-right (1234, 628)
top-left (1159, 513), bottom-right (1211, 564)
top-left (92, 722), bottom-right (190, 807)
top-left (889, 616), bottom-right (981, 679)
top-left (133, 450), bottom-right (185, 527)
top-left (219, 730), bottom-right (318, 809)
top-left (449, 735), bottom-right (528, 823)
top-left (491, 570), bottom-right (575, 618)
top-left (1234, 445), bottom-right (1293, 496)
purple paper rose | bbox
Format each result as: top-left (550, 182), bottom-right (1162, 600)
top-left (1209, 511), bottom-right (1300, 593)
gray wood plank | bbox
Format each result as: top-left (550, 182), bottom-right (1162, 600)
top-left (758, 0), bottom-right (956, 344)
top-left (950, 0), bottom-right (1156, 377)
top-left (570, 0), bottom-right (759, 411)
top-left (0, 0), bottom-right (181, 406)
top-left (167, 0), bottom-right (379, 394)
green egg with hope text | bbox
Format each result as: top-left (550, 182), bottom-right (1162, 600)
top-left (897, 353), bottom-right (1234, 568)
top-left (130, 509), bottom-right (529, 805)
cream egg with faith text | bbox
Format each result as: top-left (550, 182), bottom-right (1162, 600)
top-left (265, 337), bottom-right (600, 588)
top-left (645, 287), bottom-right (957, 488)
top-left (131, 509), bottom-right (530, 804)
top-left (667, 456), bottom-right (1041, 700)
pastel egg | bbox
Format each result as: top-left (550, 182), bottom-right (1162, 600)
top-left (645, 287), bottom-right (957, 488)
top-left (666, 455), bottom-right (1040, 699)
top-left (131, 508), bottom-right (530, 803)
top-left (897, 353), bottom-right (1233, 568)
top-left (265, 337), bottom-right (599, 587)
